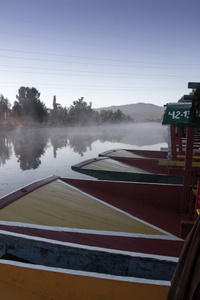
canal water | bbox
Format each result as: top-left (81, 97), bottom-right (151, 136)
top-left (0, 122), bottom-right (168, 197)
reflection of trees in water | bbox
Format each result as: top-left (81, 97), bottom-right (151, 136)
top-left (67, 126), bottom-right (125, 156)
top-left (68, 133), bottom-right (93, 156)
top-left (12, 129), bottom-right (48, 170)
top-left (48, 127), bottom-right (123, 157)
top-left (0, 124), bottom-right (167, 170)
top-left (0, 133), bottom-right (12, 166)
top-left (49, 129), bottom-right (68, 158)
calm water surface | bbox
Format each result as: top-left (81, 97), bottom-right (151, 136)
top-left (0, 123), bottom-right (168, 197)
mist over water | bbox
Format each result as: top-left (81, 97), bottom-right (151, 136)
top-left (0, 122), bottom-right (168, 197)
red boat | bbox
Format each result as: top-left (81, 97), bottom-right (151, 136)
top-left (0, 175), bottom-right (182, 299)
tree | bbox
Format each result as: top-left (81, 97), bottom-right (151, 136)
top-left (98, 109), bottom-right (112, 124)
top-left (0, 94), bottom-right (11, 120)
top-left (98, 109), bottom-right (133, 124)
top-left (67, 97), bottom-right (96, 125)
top-left (49, 95), bottom-right (67, 125)
top-left (12, 87), bottom-right (48, 123)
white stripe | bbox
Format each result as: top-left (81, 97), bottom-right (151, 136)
top-left (0, 220), bottom-right (182, 241)
top-left (0, 259), bottom-right (171, 286)
top-left (0, 229), bottom-right (179, 262)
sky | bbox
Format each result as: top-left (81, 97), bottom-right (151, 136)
top-left (0, 0), bottom-right (199, 109)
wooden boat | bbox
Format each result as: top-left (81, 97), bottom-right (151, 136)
top-left (0, 175), bottom-right (183, 299)
top-left (98, 148), bottom-right (170, 174)
top-left (71, 156), bottom-right (183, 183)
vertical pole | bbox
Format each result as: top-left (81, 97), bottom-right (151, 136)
top-left (194, 181), bottom-right (200, 221)
top-left (170, 125), bottom-right (177, 160)
top-left (181, 126), bottom-right (194, 213)
top-left (177, 126), bottom-right (183, 154)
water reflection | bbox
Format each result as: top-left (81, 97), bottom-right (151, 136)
top-left (0, 123), bottom-right (168, 171)
top-left (0, 133), bottom-right (12, 166)
top-left (12, 129), bottom-right (49, 170)
top-left (50, 130), bottom-right (68, 158)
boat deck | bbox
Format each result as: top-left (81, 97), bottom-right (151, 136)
top-left (81, 158), bottom-right (149, 173)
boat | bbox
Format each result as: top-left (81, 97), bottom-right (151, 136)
top-left (0, 175), bottom-right (183, 299)
top-left (71, 156), bottom-right (183, 183)
top-left (98, 148), bottom-right (170, 174)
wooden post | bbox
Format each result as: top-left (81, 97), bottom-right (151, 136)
top-left (177, 126), bottom-right (183, 154)
top-left (170, 125), bottom-right (177, 160)
top-left (181, 127), bottom-right (194, 213)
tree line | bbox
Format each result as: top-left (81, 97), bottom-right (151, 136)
top-left (0, 87), bottom-right (133, 129)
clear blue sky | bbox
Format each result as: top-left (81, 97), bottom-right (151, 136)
top-left (0, 0), bottom-right (199, 109)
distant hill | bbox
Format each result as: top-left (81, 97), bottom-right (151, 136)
top-left (95, 103), bottom-right (165, 122)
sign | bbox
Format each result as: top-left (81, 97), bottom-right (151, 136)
top-left (162, 103), bottom-right (192, 126)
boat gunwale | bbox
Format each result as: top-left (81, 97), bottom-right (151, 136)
top-left (0, 175), bottom-right (59, 209)
top-left (72, 157), bottom-right (109, 168)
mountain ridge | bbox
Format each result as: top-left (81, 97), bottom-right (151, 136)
top-left (95, 102), bottom-right (165, 122)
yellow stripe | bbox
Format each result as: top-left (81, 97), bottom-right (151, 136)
top-left (0, 263), bottom-right (170, 300)
top-left (177, 155), bottom-right (200, 159)
top-left (158, 160), bottom-right (200, 168)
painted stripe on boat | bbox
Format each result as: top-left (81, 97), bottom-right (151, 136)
top-left (0, 220), bottom-right (182, 241)
top-left (0, 229), bottom-right (179, 262)
top-left (0, 259), bottom-right (171, 286)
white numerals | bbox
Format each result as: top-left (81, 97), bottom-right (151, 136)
top-left (168, 110), bottom-right (189, 119)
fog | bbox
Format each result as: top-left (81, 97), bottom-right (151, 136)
top-left (0, 122), bottom-right (168, 197)
top-left (0, 122), bottom-right (168, 166)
